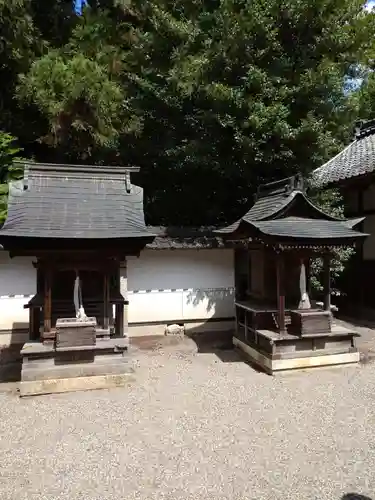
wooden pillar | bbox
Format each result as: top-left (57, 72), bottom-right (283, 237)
top-left (120, 259), bottom-right (128, 336)
top-left (29, 308), bottom-right (41, 341)
top-left (43, 265), bottom-right (52, 333)
top-left (276, 252), bottom-right (286, 334)
top-left (306, 257), bottom-right (311, 298)
top-left (29, 263), bottom-right (42, 341)
top-left (357, 188), bottom-right (364, 308)
top-left (323, 254), bottom-right (331, 312)
top-left (108, 278), bottom-right (114, 332)
top-left (103, 272), bottom-right (110, 330)
top-left (113, 261), bottom-right (126, 337)
top-left (115, 303), bottom-right (124, 338)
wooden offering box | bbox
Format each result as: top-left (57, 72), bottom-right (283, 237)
top-left (55, 317), bottom-right (97, 348)
top-left (289, 309), bottom-right (332, 337)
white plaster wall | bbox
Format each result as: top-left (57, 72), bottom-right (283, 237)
top-left (0, 252), bottom-right (36, 343)
top-left (363, 215), bottom-right (375, 260)
top-left (0, 248), bottom-right (235, 343)
top-left (125, 249), bottom-right (235, 325)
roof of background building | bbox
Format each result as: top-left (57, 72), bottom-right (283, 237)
top-left (146, 226), bottom-right (226, 249)
top-left (216, 175), bottom-right (368, 244)
top-left (311, 119), bottom-right (375, 187)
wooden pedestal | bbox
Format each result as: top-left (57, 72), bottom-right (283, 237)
top-left (19, 337), bottom-right (132, 396)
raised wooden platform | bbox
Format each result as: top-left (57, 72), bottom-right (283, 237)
top-left (234, 299), bottom-right (360, 373)
top-left (233, 324), bottom-right (360, 374)
top-left (233, 336), bottom-right (359, 374)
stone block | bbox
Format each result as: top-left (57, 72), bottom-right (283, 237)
top-left (165, 324), bottom-right (185, 336)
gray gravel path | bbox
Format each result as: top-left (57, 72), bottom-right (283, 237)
top-left (0, 337), bottom-right (375, 500)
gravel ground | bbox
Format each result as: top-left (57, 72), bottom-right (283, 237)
top-left (0, 330), bottom-right (375, 500)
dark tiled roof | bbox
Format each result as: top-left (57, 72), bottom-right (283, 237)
top-left (311, 119), bottom-right (375, 187)
top-left (248, 217), bottom-right (368, 240)
top-left (0, 162), bottom-right (154, 240)
top-left (217, 175), bottom-right (340, 235)
top-left (146, 226), bottom-right (226, 249)
top-left (217, 180), bottom-right (299, 234)
top-left (216, 175), bottom-right (368, 244)
top-left (244, 191), bottom-right (296, 221)
top-left (342, 217), bottom-right (365, 229)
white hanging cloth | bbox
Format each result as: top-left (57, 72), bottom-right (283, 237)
top-left (73, 271), bottom-right (87, 321)
top-left (298, 261), bottom-right (311, 310)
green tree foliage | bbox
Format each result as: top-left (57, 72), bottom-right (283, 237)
top-left (127, 0), bottom-right (375, 224)
top-left (17, 6), bottom-right (142, 162)
top-left (30, 0), bottom-right (78, 47)
top-left (0, 132), bottom-right (24, 224)
top-left (1, 0), bottom-right (375, 226)
top-left (0, 0), bottom-right (43, 140)
top-left (0, 0), bottom-right (80, 158)
top-left (353, 72), bottom-right (375, 120)
top-left (0, 0), bottom-right (373, 297)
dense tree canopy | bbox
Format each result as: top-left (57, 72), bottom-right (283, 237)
top-left (1, 0), bottom-right (375, 225)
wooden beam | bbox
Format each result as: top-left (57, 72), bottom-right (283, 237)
top-left (8, 248), bottom-right (139, 259)
top-left (276, 253), bottom-right (286, 334)
top-left (31, 257), bottom-right (121, 271)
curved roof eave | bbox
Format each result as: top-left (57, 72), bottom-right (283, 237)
top-left (342, 217), bottom-right (365, 229)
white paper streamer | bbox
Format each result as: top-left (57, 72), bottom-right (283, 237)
top-left (298, 262), bottom-right (311, 309)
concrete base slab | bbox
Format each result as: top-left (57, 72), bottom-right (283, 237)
top-left (20, 373), bottom-right (135, 397)
top-left (233, 337), bottom-right (360, 375)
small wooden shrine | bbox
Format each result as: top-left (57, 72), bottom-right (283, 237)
top-left (0, 162), bottom-right (155, 396)
top-left (216, 175), bottom-right (368, 374)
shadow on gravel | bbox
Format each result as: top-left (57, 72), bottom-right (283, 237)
top-left (337, 315), bottom-right (375, 329)
top-left (0, 345), bottom-right (23, 383)
top-left (187, 330), bottom-right (267, 372)
top-left (359, 350), bottom-right (375, 366)
top-left (187, 330), bottom-right (234, 351)
top-left (342, 494), bottom-right (373, 500)
top-left (131, 331), bottom-right (266, 372)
